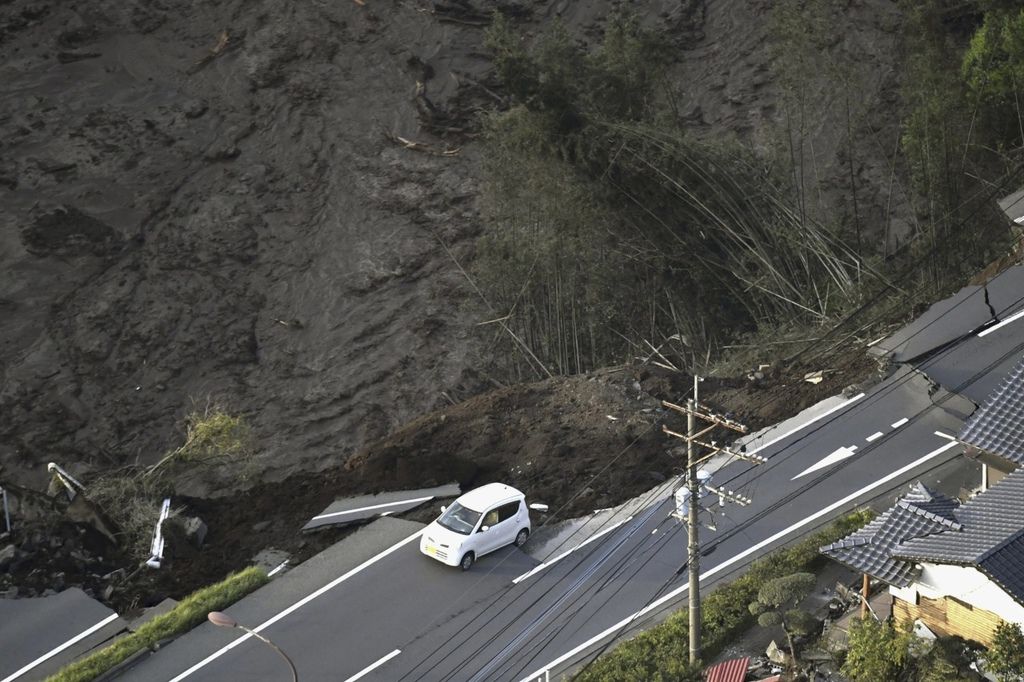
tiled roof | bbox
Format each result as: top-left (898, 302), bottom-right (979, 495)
top-left (820, 484), bottom-right (959, 587)
top-left (895, 469), bottom-right (1024, 603)
top-left (958, 354), bottom-right (1024, 463)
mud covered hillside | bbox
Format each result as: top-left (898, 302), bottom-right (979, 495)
top-left (1, 0), bottom-right (914, 495)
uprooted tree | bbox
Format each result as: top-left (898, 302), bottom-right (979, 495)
top-left (478, 12), bottom-right (879, 378)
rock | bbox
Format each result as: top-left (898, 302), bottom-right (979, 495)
top-left (766, 639), bottom-right (790, 666)
top-left (102, 583), bottom-right (116, 601)
top-left (65, 495), bottom-right (119, 545)
top-left (2, 586), bottom-right (19, 599)
top-left (251, 520), bottom-right (271, 532)
top-left (0, 544), bottom-right (16, 571)
top-left (102, 568), bottom-right (127, 583)
top-left (183, 516), bottom-right (207, 548)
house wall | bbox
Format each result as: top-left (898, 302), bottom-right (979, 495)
top-left (891, 593), bottom-right (1002, 646)
top-left (888, 564), bottom-right (1024, 645)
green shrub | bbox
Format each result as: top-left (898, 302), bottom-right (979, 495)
top-left (47, 566), bottom-right (268, 682)
top-left (572, 509), bottom-right (873, 681)
top-left (986, 621), bottom-right (1024, 680)
top-left (963, 9), bottom-right (1024, 105)
top-left (841, 616), bottom-right (911, 682)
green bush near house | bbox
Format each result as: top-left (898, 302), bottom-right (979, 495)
top-left (47, 566), bottom-right (268, 682)
top-left (572, 509), bottom-right (874, 682)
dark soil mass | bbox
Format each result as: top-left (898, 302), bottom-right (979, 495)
top-left (1, 0), bottom-right (902, 606)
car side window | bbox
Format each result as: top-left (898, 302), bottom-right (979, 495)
top-left (498, 501), bottom-right (521, 523)
top-left (481, 509), bottom-right (500, 528)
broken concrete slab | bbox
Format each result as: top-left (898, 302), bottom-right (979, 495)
top-left (869, 264), bottom-right (1024, 363)
top-left (0, 587), bottom-right (126, 681)
top-left (127, 597), bottom-right (179, 632)
top-left (302, 483), bottom-right (460, 531)
top-left (998, 188), bottom-right (1024, 225)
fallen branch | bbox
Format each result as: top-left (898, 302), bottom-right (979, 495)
top-left (383, 130), bottom-right (460, 156)
top-left (188, 30), bottom-right (236, 75)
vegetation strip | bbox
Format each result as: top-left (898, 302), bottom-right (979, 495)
top-left (46, 567), bottom-right (268, 682)
top-left (572, 509), bottom-right (874, 681)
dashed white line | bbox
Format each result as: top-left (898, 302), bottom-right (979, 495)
top-left (518, 439), bottom-right (962, 682)
top-left (343, 649), bottom-right (402, 682)
top-left (865, 432), bottom-right (884, 443)
top-left (744, 393), bottom-right (866, 457)
top-left (512, 516), bottom-right (635, 584)
top-left (891, 418), bottom-right (909, 429)
top-left (978, 308), bottom-right (1024, 338)
top-left (310, 496), bottom-right (434, 522)
top-left (934, 431), bottom-right (958, 441)
top-left (169, 529), bottom-right (424, 681)
top-left (2, 612), bottom-right (121, 682)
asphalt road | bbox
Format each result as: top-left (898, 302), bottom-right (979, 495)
top-left (0, 588), bottom-right (123, 682)
top-left (114, 361), bottom-right (986, 682)
top-left (35, 267), bottom-right (1024, 682)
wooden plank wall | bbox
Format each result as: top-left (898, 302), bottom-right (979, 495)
top-left (893, 594), bottom-right (1002, 646)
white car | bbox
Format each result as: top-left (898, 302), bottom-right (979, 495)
top-left (420, 483), bottom-right (531, 570)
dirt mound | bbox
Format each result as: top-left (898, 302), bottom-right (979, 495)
top-left (1, 352), bottom-right (877, 609)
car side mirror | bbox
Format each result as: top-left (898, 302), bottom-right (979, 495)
top-left (480, 525), bottom-right (490, 533)
top-left (440, 505), bottom-right (447, 513)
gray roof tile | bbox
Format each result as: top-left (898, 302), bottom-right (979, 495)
top-left (959, 354), bottom-right (1024, 463)
top-left (895, 468), bottom-right (1024, 565)
top-left (820, 484), bottom-right (958, 587)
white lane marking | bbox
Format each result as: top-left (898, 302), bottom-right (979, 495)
top-left (744, 393), bottom-right (866, 456)
top-left (934, 431), bottom-right (958, 441)
top-left (512, 516), bottom-right (635, 584)
top-left (343, 649), bottom-right (402, 682)
top-left (978, 308), bottom-right (1024, 337)
top-left (1, 612), bottom-right (121, 682)
top-left (169, 530), bottom-right (425, 682)
top-left (518, 439), bottom-right (961, 682)
top-left (310, 496), bottom-right (434, 522)
top-left (891, 418), bottom-right (909, 429)
top-left (865, 432), bottom-right (884, 443)
top-left (792, 446), bottom-right (856, 480)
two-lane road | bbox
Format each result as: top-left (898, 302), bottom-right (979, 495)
top-left (118, 362), bottom-right (978, 682)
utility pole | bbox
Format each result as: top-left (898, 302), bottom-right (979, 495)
top-left (686, 377), bottom-right (700, 666)
top-left (663, 380), bottom-right (764, 665)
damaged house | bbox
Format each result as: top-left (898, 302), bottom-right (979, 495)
top-left (821, 354), bottom-right (1024, 646)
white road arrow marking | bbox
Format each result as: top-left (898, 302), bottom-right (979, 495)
top-left (792, 446), bottom-right (857, 480)
top-left (518, 439), bottom-right (961, 682)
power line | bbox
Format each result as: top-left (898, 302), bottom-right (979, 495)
top-left (472, 326), bottom-right (1024, 681)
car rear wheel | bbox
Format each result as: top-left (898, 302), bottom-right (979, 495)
top-left (460, 552), bottom-right (475, 571)
top-left (514, 528), bottom-right (530, 548)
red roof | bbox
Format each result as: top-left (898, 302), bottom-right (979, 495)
top-left (704, 657), bottom-right (749, 682)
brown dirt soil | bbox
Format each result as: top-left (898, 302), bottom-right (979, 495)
top-left (0, 0), bottom-right (903, 611)
top-left (2, 351), bottom-right (877, 610)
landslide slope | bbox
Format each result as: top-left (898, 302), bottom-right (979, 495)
top-left (1, 0), bottom-right (909, 495)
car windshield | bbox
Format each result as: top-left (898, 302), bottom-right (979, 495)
top-left (436, 502), bottom-right (481, 535)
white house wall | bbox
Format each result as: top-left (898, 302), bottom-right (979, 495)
top-left (888, 563), bottom-right (1024, 626)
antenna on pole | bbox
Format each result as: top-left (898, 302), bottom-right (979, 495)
top-left (661, 380), bottom-right (762, 665)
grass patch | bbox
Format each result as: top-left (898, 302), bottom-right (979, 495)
top-left (573, 509), bottom-right (875, 681)
top-left (47, 566), bottom-right (268, 682)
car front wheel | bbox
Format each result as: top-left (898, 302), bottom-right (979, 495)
top-left (514, 528), bottom-right (530, 548)
top-left (460, 552), bottom-right (475, 571)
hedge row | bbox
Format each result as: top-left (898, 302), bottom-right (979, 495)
top-left (48, 566), bottom-right (268, 682)
top-left (573, 509), bottom-right (875, 681)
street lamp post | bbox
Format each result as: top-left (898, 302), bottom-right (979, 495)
top-left (207, 611), bottom-right (298, 682)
